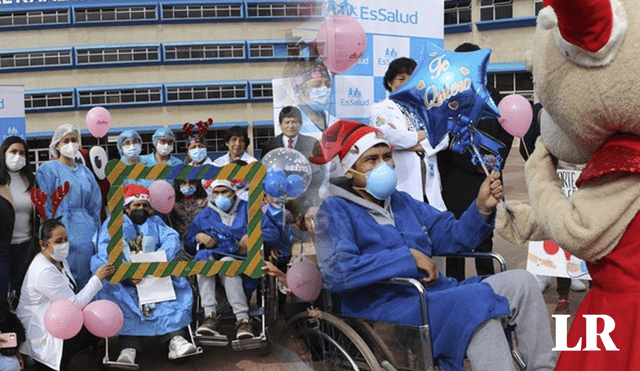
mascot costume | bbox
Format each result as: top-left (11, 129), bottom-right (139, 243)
top-left (497, 0), bottom-right (640, 369)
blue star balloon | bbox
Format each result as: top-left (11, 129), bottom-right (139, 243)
top-left (390, 43), bottom-right (502, 155)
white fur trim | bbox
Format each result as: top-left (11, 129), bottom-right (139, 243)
top-left (207, 179), bottom-right (236, 191)
top-left (341, 132), bottom-right (389, 169)
top-left (124, 193), bottom-right (150, 206)
top-left (552, 0), bottom-right (627, 67)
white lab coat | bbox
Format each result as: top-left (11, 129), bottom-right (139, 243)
top-left (369, 98), bottom-right (448, 211)
top-left (16, 253), bottom-right (102, 370)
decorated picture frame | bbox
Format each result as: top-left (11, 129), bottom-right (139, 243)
top-left (104, 160), bottom-right (266, 283)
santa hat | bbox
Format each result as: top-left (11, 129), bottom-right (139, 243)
top-left (539, 0), bottom-right (626, 67)
top-left (124, 184), bottom-right (150, 206)
top-left (203, 179), bottom-right (237, 192)
top-left (309, 120), bottom-right (389, 169)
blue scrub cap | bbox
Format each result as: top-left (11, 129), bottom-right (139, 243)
top-left (152, 127), bottom-right (175, 146)
top-left (117, 130), bottom-right (142, 157)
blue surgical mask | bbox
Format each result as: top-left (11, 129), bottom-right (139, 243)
top-left (307, 87), bottom-right (331, 111)
top-left (122, 144), bottom-right (142, 159)
top-left (189, 148), bottom-right (207, 163)
top-left (214, 195), bottom-right (233, 212)
top-left (349, 161), bottom-right (397, 200)
top-left (180, 185), bottom-right (196, 196)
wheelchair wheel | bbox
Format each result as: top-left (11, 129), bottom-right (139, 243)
top-left (281, 311), bottom-right (383, 371)
top-left (346, 318), bottom-right (397, 367)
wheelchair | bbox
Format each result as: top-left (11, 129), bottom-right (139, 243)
top-left (279, 252), bottom-right (526, 371)
top-left (189, 246), bottom-right (279, 355)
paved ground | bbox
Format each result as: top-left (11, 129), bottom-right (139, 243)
top-left (54, 143), bottom-right (586, 371)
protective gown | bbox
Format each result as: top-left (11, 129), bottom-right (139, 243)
top-left (91, 214), bottom-right (192, 336)
top-left (36, 161), bottom-right (102, 289)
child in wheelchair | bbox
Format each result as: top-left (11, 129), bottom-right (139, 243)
top-left (185, 179), bottom-right (254, 341)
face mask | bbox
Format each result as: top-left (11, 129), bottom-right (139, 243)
top-left (122, 144), bottom-right (142, 159)
top-left (306, 87), bottom-right (331, 111)
top-left (129, 209), bottom-right (149, 225)
top-left (214, 195), bottom-right (233, 212)
top-left (349, 161), bottom-right (397, 200)
top-left (156, 143), bottom-right (173, 156)
top-left (180, 185), bottom-right (196, 197)
top-left (59, 143), bottom-right (79, 159)
top-left (5, 153), bottom-right (26, 172)
top-left (50, 242), bottom-right (69, 262)
top-left (189, 148), bottom-right (207, 163)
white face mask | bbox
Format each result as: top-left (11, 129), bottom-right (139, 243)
top-left (59, 143), bottom-right (79, 159)
top-left (50, 242), bottom-right (69, 262)
top-left (156, 143), bottom-right (173, 156)
top-left (5, 153), bottom-right (26, 172)
top-left (123, 144), bottom-right (142, 159)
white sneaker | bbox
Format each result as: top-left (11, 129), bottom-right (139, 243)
top-left (168, 335), bottom-right (197, 359)
top-left (570, 279), bottom-right (587, 292)
top-left (116, 348), bottom-right (136, 364)
top-left (535, 275), bottom-right (552, 293)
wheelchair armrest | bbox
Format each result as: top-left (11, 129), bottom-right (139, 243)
top-left (437, 251), bottom-right (507, 273)
top-left (382, 277), bottom-right (429, 326)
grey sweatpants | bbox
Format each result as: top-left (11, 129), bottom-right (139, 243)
top-left (466, 270), bottom-right (557, 371)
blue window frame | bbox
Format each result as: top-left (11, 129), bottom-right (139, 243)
top-left (160, 1), bottom-right (243, 21)
top-left (164, 81), bottom-right (248, 104)
top-left (24, 88), bottom-right (75, 113)
top-left (163, 41), bottom-right (246, 63)
top-left (0, 47), bottom-right (73, 72)
top-left (76, 84), bottom-right (164, 108)
top-left (75, 44), bottom-right (161, 67)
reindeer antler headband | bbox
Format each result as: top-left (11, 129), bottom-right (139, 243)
top-left (31, 181), bottom-right (71, 238)
top-left (183, 118), bottom-right (213, 146)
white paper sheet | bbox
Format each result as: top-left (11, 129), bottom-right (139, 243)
top-left (130, 251), bottom-right (177, 305)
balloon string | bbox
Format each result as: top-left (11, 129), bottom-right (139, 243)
top-left (522, 137), bottom-right (531, 159)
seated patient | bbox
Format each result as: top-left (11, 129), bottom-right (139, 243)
top-left (310, 120), bottom-right (556, 371)
top-left (184, 179), bottom-right (253, 341)
top-left (91, 184), bottom-right (196, 365)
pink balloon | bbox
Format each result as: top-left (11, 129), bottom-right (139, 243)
top-left (287, 261), bottom-right (323, 302)
top-left (86, 107), bottom-right (112, 138)
top-left (149, 180), bottom-right (175, 214)
top-left (44, 300), bottom-right (83, 340)
top-left (83, 300), bottom-right (124, 338)
top-left (317, 15), bottom-right (367, 74)
top-left (498, 94), bottom-right (533, 138)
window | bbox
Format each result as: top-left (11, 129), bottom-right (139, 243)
top-left (25, 91), bottom-right (75, 110)
top-left (74, 6), bottom-right (157, 23)
top-left (250, 82), bottom-right (273, 99)
top-left (252, 124), bottom-right (275, 154)
top-left (249, 44), bottom-right (275, 58)
top-left (78, 87), bottom-right (163, 107)
top-left (534, 0), bottom-right (544, 16)
top-left (162, 3), bottom-right (242, 20)
top-left (0, 9), bottom-right (69, 28)
top-left (480, 0), bottom-right (512, 21)
top-left (164, 43), bottom-right (245, 61)
top-left (76, 46), bottom-right (161, 65)
top-left (246, 2), bottom-right (319, 19)
top-left (0, 49), bottom-right (72, 70)
top-left (287, 42), bottom-right (320, 59)
top-left (488, 72), bottom-right (534, 100)
top-left (444, 0), bottom-right (471, 25)
top-left (166, 83), bottom-right (247, 103)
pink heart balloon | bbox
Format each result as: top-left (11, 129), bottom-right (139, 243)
top-left (44, 300), bottom-right (83, 340)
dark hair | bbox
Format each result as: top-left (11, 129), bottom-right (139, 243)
top-left (173, 179), bottom-right (207, 202)
top-left (0, 297), bottom-right (25, 356)
top-left (278, 106), bottom-right (303, 124)
top-left (19, 218), bottom-right (65, 290)
top-left (0, 136), bottom-right (36, 190)
top-left (454, 42), bottom-right (481, 52)
top-left (223, 126), bottom-right (250, 148)
top-left (383, 57), bottom-right (417, 92)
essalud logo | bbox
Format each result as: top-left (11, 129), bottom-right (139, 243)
top-left (341, 86), bottom-right (369, 107)
top-left (325, 0), bottom-right (418, 25)
top-left (385, 48), bottom-right (399, 58)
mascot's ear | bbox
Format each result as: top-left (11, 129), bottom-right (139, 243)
top-left (90, 146), bottom-right (108, 180)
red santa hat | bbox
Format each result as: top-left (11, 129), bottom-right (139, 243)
top-left (203, 179), bottom-right (237, 192)
top-left (309, 120), bottom-right (389, 169)
top-left (124, 184), bottom-right (150, 206)
top-left (539, 0), bottom-right (626, 67)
